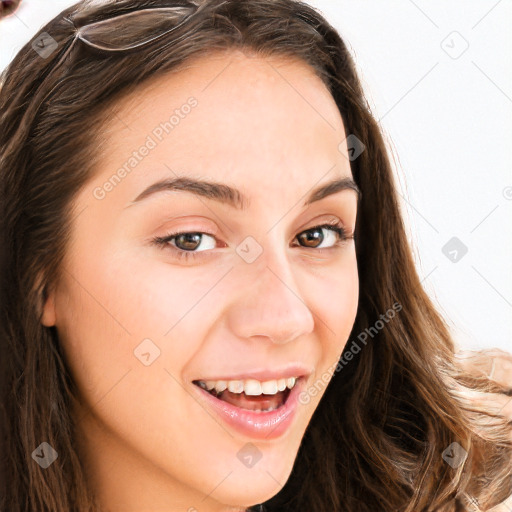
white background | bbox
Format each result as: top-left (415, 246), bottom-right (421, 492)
top-left (1, 0), bottom-right (511, 353)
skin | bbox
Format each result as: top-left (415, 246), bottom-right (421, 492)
top-left (41, 49), bottom-right (360, 511)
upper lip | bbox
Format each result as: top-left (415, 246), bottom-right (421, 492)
top-left (193, 364), bottom-right (314, 382)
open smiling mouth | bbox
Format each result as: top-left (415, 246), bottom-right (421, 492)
top-left (192, 377), bottom-right (299, 412)
top-left (190, 373), bottom-right (308, 439)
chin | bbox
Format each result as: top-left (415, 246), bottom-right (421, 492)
top-left (208, 460), bottom-right (292, 509)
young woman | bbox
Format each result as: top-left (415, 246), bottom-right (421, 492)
top-left (0, 0), bottom-right (510, 510)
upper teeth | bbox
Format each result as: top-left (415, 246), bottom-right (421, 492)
top-left (197, 377), bottom-right (298, 396)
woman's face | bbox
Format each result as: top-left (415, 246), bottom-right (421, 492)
top-left (42, 50), bottom-right (359, 511)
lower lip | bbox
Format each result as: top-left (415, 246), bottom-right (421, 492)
top-left (192, 377), bottom-right (305, 440)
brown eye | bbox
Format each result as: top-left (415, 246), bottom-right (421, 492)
top-left (174, 233), bottom-right (203, 251)
top-left (295, 223), bottom-right (348, 249)
top-left (153, 231), bottom-right (217, 253)
top-left (297, 228), bottom-right (325, 248)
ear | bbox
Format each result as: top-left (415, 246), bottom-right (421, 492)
top-left (40, 284), bottom-right (57, 327)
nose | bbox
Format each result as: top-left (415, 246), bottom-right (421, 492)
top-left (225, 254), bottom-right (315, 345)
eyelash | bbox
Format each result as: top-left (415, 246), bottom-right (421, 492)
top-left (151, 221), bottom-right (354, 263)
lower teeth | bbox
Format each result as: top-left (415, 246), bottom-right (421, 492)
top-left (253, 405), bottom-right (278, 412)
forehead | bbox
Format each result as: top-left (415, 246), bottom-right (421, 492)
top-left (112, 48), bottom-right (338, 118)
top-left (93, 49), bottom-right (351, 202)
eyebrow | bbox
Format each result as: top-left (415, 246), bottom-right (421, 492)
top-left (126, 175), bottom-right (361, 210)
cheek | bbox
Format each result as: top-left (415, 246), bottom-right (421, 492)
top-left (306, 256), bottom-right (359, 403)
top-left (293, 255), bottom-right (358, 412)
top-left (55, 244), bottom-right (233, 398)
top-left (54, 252), bottom-right (241, 485)
top-left (310, 253), bottom-right (359, 353)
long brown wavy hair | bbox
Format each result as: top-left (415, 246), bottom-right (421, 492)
top-left (1, 0), bottom-right (511, 510)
